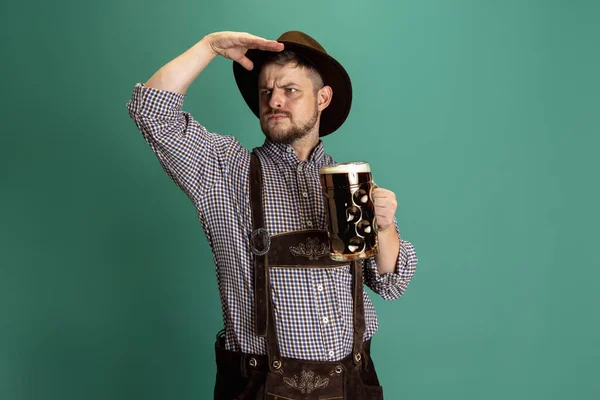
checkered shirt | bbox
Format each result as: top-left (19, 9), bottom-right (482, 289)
top-left (126, 83), bottom-right (418, 361)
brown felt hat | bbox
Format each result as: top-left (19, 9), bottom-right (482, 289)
top-left (233, 31), bottom-right (352, 137)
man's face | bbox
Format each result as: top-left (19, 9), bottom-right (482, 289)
top-left (258, 62), bottom-right (321, 145)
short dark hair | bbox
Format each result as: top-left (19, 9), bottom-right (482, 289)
top-left (261, 50), bottom-right (324, 92)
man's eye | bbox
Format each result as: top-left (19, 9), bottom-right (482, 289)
top-left (261, 90), bottom-right (271, 95)
top-left (287, 88), bottom-right (297, 93)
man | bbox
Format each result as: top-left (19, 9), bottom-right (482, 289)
top-left (126, 30), bottom-right (418, 399)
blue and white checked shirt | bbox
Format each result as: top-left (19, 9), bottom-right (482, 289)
top-left (126, 83), bottom-right (418, 361)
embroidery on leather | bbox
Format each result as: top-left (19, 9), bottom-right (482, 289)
top-left (282, 369), bottom-right (330, 394)
top-left (289, 237), bottom-right (329, 260)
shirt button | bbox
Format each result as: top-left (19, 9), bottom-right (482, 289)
top-left (322, 316), bottom-right (329, 324)
top-left (317, 284), bottom-right (323, 292)
top-left (298, 165), bottom-right (303, 172)
top-left (329, 350), bottom-right (335, 358)
top-left (302, 192), bottom-right (308, 198)
top-left (306, 221), bottom-right (313, 227)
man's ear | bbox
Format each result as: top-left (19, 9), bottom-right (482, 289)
top-left (317, 85), bottom-right (333, 112)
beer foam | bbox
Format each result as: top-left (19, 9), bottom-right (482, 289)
top-left (319, 162), bottom-right (371, 174)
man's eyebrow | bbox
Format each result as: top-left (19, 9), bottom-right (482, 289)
top-left (259, 82), bottom-right (299, 89)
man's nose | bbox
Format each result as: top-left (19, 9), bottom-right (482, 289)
top-left (268, 88), bottom-right (284, 110)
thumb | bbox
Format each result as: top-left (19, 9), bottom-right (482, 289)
top-left (235, 56), bottom-right (254, 71)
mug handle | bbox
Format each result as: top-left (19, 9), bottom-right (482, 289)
top-left (370, 181), bottom-right (379, 233)
top-left (371, 181), bottom-right (379, 198)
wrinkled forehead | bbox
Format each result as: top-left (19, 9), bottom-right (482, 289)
top-left (258, 62), bottom-right (314, 86)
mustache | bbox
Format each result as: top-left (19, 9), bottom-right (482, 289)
top-left (264, 109), bottom-right (291, 118)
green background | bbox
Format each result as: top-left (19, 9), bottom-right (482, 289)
top-left (2, 0), bottom-right (599, 399)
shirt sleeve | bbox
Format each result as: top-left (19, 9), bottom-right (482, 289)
top-left (362, 217), bottom-right (418, 300)
top-left (125, 83), bottom-right (244, 203)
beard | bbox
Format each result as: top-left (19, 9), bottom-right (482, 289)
top-left (260, 106), bottom-right (319, 145)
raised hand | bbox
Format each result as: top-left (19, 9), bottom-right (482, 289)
top-left (206, 31), bottom-right (285, 70)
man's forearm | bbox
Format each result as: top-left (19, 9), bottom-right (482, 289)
top-left (374, 227), bottom-right (401, 275)
top-left (145, 37), bottom-right (217, 95)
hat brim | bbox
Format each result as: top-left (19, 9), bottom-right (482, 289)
top-left (233, 41), bottom-right (352, 137)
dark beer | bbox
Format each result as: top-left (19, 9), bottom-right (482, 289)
top-left (319, 162), bottom-right (379, 261)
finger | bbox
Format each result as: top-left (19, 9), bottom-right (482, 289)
top-left (372, 188), bottom-right (387, 197)
top-left (374, 204), bottom-right (391, 209)
top-left (375, 205), bottom-right (396, 213)
top-left (247, 42), bottom-right (285, 52)
top-left (234, 56), bottom-right (254, 71)
top-left (373, 193), bottom-right (393, 203)
top-left (240, 37), bottom-right (285, 51)
top-left (373, 193), bottom-right (395, 203)
top-left (373, 193), bottom-right (390, 201)
top-left (374, 208), bottom-right (393, 216)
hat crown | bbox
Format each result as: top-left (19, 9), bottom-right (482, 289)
top-left (277, 31), bottom-right (327, 54)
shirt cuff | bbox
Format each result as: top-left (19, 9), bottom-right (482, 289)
top-left (363, 239), bottom-right (418, 301)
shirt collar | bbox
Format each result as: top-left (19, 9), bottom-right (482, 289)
top-left (260, 138), bottom-right (326, 167)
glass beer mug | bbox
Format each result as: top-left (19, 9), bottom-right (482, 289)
top-left (319, 162), bottom-right (379, 262)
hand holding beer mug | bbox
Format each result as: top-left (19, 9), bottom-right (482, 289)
top-left (319, 162), bottom-right (379, 261)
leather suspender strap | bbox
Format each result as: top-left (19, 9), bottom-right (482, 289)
top-left (352, 260), bottom-right (366, 367)
top-left (250, 152), bottom-right (269, 337)
top-left (265, 277), bottom-right (283, 371)
top-left (250, 152), bottom-right (283, 370)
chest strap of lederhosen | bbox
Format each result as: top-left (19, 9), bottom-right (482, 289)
top-left (249, 151), bottom-right (367, 372)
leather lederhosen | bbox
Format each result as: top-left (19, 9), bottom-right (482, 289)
top-left (213, 152), bottom-right (384, 400)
